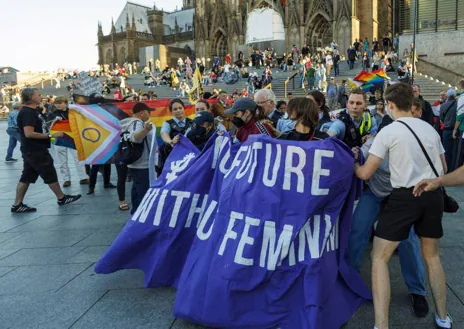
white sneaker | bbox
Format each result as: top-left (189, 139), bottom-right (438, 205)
top-left (435, 313), bottom-right (453, 328)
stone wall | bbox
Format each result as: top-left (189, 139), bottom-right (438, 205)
top-left (400, 30), bottom-right (464, 77)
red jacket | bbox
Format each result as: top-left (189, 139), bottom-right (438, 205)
top-left (236, 117), bottom-right (275, 142)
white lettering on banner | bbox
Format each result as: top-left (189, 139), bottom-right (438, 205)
top-left (218, 211), bottom-right (242, 256)
top-left (235, 145), bottom-right (253, 179)
top-left (153, 190), bottom-right (168, 226)
top-left (298, 215), bottom-right (321, 261)
top-left (246, 142), bottom-right (263, 183)
top-left (185, 194), bottom-right (209, 228)
top-left (169, 191), bottom-right (192, 228)
top-left (212, 136), bottom-right (228, 169)
top-left (263, 144), bottom-right (282, 187)
top-left (283, 146), bottom-right (306, 193)
top-left (132, 188), bottom-right (158, 223)
top-left (196, 200), bottom-right (218, 240)
top-left (225, 146), bottom-right (248, 179)
top-left (320, 215), bottom-right (333, 257)
top-left (235, 216), bottom-right (260, 266)
top-left (219, 149), bottom-right (232, 174)
top-left (260, 221), bottom-right (293, 270)
top-left (312, 150), bottom-right (334, 196)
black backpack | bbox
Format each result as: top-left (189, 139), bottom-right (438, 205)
top-left (117, 121), bottom-right (148, 165)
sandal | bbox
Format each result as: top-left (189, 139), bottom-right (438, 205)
top-left (119, 203), bottom-right (130, 211)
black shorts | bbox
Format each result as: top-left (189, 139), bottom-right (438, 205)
top-left (20, 150), bottom-right (58, 185)
top-left (375, 187), bottom-right (444, 241)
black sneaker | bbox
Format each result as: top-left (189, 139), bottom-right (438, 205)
top-left (57, 194), bottom-right (81, 206)
top-left (11, 203), bottom-right (37, 213)
top-left (411, 293), bottom-right (429, 318)
top-left (5, 158), bottom-right (17, 163)
top-left (104, 183), bottom-right (117, 189)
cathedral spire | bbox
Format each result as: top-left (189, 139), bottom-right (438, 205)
top-left (125, 11), bottom-right (130, 30)
top-left (132, 13), bottom-right (136, 31)
top-left (111, 17), bottom-right (116, 34)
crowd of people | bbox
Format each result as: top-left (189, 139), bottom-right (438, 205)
top-left (2, 35), bottom-right (464, 328)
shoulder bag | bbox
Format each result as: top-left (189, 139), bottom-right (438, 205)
top-left (397, 120), bottom-right (459, 213)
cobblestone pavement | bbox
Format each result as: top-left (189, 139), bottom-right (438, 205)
top-left (0, 121), bottom-right (463, 329)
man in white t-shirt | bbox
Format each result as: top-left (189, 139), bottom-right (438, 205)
top-left (353, 83), bottom-right (452, 329)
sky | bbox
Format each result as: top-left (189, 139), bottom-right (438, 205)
top-left (0, 0), bottom-right (183, 72)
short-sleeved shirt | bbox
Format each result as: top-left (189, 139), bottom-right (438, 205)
top-left (328, 116), bottom-right (378, 140)
top-left (160, 117), bottom-right (190, 135)
top-left (369, 117), bottom-right (445, 188)
top-left (7, 109), bottom-right (19, 129)
top-left (17, 106), bottom-right (50, 152)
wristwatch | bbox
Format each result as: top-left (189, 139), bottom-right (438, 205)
top-left (48, 133), bottom-right (52, 139)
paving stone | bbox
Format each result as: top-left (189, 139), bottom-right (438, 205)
top-left (59, 264), bottom-right (146, 293)
top-left (0, 232), bottom-right (21, 244)
top-left (0, 230), bottom-right (93, 249)
top-left (73, 229), bottom-right (123, 247)
top-left (0, 266), bottom-right (17, 277)
top-left (7, 214), bottom-right (126, 233)
top-left (171, 319), bottom-right (209, 329)
top-left (70, 289), bottom-right (176, 329)
top-left (0, 248), bottom-right (19, 260)
top-left (64, 246), bottom-right (110, 264)
top-left (0, 263), bottom-right (91, 295)
top-left (0, 214), bottom-right (42, 233)
top-left (0, 247), bottom-right (86, 266)
top-left (0, 289), bottom-right (106, 329)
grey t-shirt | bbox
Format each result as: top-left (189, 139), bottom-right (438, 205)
top-left (361, 138), bottom-right (392, 198)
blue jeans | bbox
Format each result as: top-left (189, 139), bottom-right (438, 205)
top-left (442, 129), bottom-right (455, 171)
top-left (348, 187), bottom-right (426, 295)
top-left (307, 77), bottom-right (314, 90)
top-left (334, 64), bottom-right (339, 76)
top-left (129, 168), bottom-right (150, 215)
top-left (6, 127), bottom-right (21, 160)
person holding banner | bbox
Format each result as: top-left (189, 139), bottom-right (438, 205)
top-left (277, 97), bottom-right (328, 141)
top-left (47, 96), bottom-right (89, 187)
top-left (353, 83), bottom-right (452, 329)
top-left (158, 99), bottom-right (193, 173)
top-left (187, 111), bottom-right (216, 151)
top-left (327, 89), bottom-right (378, 148)
top-left (120, 102), bottom-right (155, 214)
top-left (224, 98), bottom-right (275, 142)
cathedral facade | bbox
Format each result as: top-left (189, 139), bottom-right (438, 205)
top-left (97, 0), bottom-right (392, 66)
top-left (195, 0), bottom-right (392, 59)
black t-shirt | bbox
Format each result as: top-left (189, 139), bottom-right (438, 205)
top-left (17, 106), bottom-right (51, 152)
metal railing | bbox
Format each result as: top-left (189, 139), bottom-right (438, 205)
top-left (284, 71), bottom-right (300, 98)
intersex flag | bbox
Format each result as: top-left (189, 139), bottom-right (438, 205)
top-left (96, 133), bottom-right (371, 328)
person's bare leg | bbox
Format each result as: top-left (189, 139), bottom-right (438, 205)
top-left (14, 182), bottom-right (30, 206)
top-left (371, 237), bottom-right (401, 329)
top-left (48, 182), bottom-right (65, 200)
top-left (421, 237), bottom-right (447, 319)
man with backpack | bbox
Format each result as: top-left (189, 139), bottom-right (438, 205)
top-left (119, 102), bottom-right (155, 214)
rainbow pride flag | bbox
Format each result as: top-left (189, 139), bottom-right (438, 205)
top-left (66, 100), bottom-right (203, 164)
top-left (50, 120), bottom-right (76, 149)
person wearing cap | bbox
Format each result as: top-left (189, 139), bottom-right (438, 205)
top-left (5, 102), bottom-right (21, 162)
top-left (224, 98), bottom-right (275, 143)
top-left (440, 88), bottom-right (457, 171)
top-left (193, 100), bottom-right (226, 132)
top-left (119, 102), bottom-right (155, 214)
top-left (187, 111), bottom-right (216, 151)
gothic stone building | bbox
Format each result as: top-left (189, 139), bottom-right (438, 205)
top-left (97, 0), bottom-right (392, 66)
top-left (97, 1), bottom-right (195, 67)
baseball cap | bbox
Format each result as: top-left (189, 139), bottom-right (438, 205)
top-left (446, 89), bottom-right (456, 98)
top-left (193, 111), bottom-right (214, 125)
top-left (224, 98), bottom-right (257, 115)
top-left (132, 102), bottom-right (155, 114)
